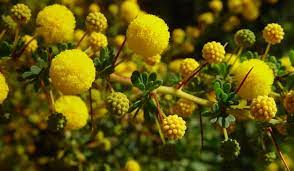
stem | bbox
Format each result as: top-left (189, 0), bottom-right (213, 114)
top-left (76, 31), bottom-right (88, 48)
top-left (0, 29), bottom-right (7, 42)
top-left (235, 66), bottom-right (254, 94)
top-left (262, 43), bottom-right (271, 61)
top-left (89, 88), bottom-right (96, 134)
top-left (12, 24), bottom-right (20, 51)
top-left (176, 62), bottom-right (208, 89)
top-left (223, 128), bottom-right (228, 141)
top-left (267, 127), bottom-right (291, 171)
top-left (151, 93), bottom-right (164, 122)
top-left (40, 79), bottom-right (54, 112)
top-left (113, 36), bottom-right (127, 66)
top-left (49, 89), bottom-right (55, 107)
top-left (12, 34), bottom-right (37, 58)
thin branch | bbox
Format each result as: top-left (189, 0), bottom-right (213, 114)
top-left (76, 31), bottom-right (88, 48)
top-left (113, 36), bottom-right (127, 66)
top-left (235, 66), bottom-right (254, 93)
top-left (89, 88), bottom-right (96, 134)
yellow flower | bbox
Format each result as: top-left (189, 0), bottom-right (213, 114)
top-left (89, 3), bottom-right (100, 13)
top-left (250, 96), bottom-right (277, 121)
top-left (223, 16), bottom-right (240, 32)
top-left (108, 4), bottom-right (119, 15)
top-left (227, 0), bottom-right (243, 14)
top-left (185, 26), bottom-right (200, 38)
top-left (144, 54), bottom-right (161, 66)
top-left (36, 4), bottom-right (76, 44)
top-left (225, 53), bottom-right (240, 72)
top-left (202, 41), bottom-right (225, 64)
top-left (209, 0), bottom-right (223, 13)
top-left (126, 14), bottom-right (170, 57)
top-left (88, 32), bottom-right (108, 51)
top-left (74, 29), bottom-right (88, 49)
top-left (168, 59), bottom-right (183, 72)
top-left (263, 23), bottom-right (284, 44)
top-left (242, 2), bottom-right (259, 21)
top-left (120, 1), bottom-right (140, 23)
top-left (113, 35), bottom-right (125, 47)
top-left (181, 42), bottom-right (195, 53)
top-left (115, 61), bottom-right (137, 78)
top-left (280, 56), bottom-right (294, 73)
top-left (0, 73), bottom-right (9, 104)
top-left (162, 115), bottom-right (186, 140)
top-left (86, 12), bottom-right (108, 32)
top-left (173, 98), bottom-right (197, 117)
top-left (125, 160), bottom-right (141, 171)
top-left (232, 59), bottom-right (274, 99)
top-left (284, 90), bottom-right (294, 115)
top-left (22, 35), bottom-right (38, 54)
top-left (10, 3), bottom-right (31, 24)
top-left (54, 96), bottom-right (88, 130)
top-left (106, 92), bottom-right (129, 115)
top-left (179, 58), bottom-right (200, 77)
top-left (49, 49), bottom-right (96, 95)
top-left (198, 12), bottom-right (214, 25)
top-left (172, 28), bottom-right (185, 44)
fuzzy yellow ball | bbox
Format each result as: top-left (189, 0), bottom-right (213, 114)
top-left (0, 73), bottom-right (9, 104)
top-left (127, 14), bottom-right (170, 57)
top-left (49, 49), bottom-right (96, 95)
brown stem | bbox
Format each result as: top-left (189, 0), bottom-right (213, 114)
top-left (267, 127), bottom-right (291, 171)
top-left (151, 93), bottom-right (164, 122)
top-left (89, 88), bottom-right (96, 134)
top-left (40, 79), bottom-right (54, 112)
top-left (12, 34), bottom-right (37, 58)
top-left (76, 31), bottom-right (88, 48)
top-left (113, 36), bottom-right (127, 66)
top-left (235, 66), bottom-right (254, 94)
top-left (176, 62), bottom-right (208, 89)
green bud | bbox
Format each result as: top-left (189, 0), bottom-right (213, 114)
top-left (106, 92), bottom-right (129, 115)
top-left (234, 29), bottom-right (256, 48)
top-left (220, 138), bottom-right (241, 160)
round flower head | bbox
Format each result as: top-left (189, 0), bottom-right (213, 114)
top-left (54, 96), bottom-right (88, 130)
top-left (179, 58), bottom-right (200, 77)
top-left (202, 41), bottom-right (225, 64)
top-left (172, 28), bottom-right (185, 44)
top-left (22, 35), bottom-right (38, 54)
top-left (250, 96), bottom-right (277, 121)
top-left (186, 26), bottom-right (200, 38)
top-left (234, 29), bottom-right (256, 48)
top-left (181, 42), bottom-right (195, 53)
top-left (209, 0), bottom-right (223, 13)
top-left (144, 54), bottom-right (161, 66)
top-left (242, 3), bottom-right (259, 21)
top-left (198, 12), bottom-right (214, 25)
top-left (114, 35), bottom-right (125, 47)
top-left (0, 73), bottom-right (9, 104)
top-left (108, 4), bottom-right (119, 15)
top-left (88, 32), bottom-right (108, 51)
top-left (161, 115), bottom-right (186, 140)
top-left (126, 14), bottom-right (170, 58)
top-left (86, 12), bottom-right (108, 32)
top-left (228, 0), bottom-right (243, 14)
top-left (106, 92), bottom-right (129, 115)
top-left (120, 1), bottom-right (140, 23)
top-left (49, 49), bottom-right (96, 95)
top-left (232, 59), bottom-right (274, 99)
top-left (125, 160), bottom-right (141, 171)
top-left (263, 23), bottom-right (284, 44)
top-left (89, 3), bottom-right (100, 13)
top-left (36, 4), bottom-right (76, 44)
top-left (220, 139), bottom-right (240, 161)
top-left (10, 3), bottom-right (31, 24)
top-left (284, 90), bottom-right (294, 114)
top-left (173, 98), bottom-right (196, 117)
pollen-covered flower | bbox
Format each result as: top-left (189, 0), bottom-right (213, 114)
top-left (263, 23), bottom-right (284, 44)
top-left (89, 3), bottom-right (100, 13)
top-left (54, 96), bottom-right (88, 130)
top-left (162, 115), bottom-right (186, 140)
top-left (209, 0), bottom-right (223, 13)
top-left (202, 41), bottom-right (225, 64)
top-left (88, 32), bottom-right (108, 51)
top-left (144, 54), bottom-right (161, 66)
top-left (22, 35), bottom-right (38, 54)
top-left (0, 73), bottom-right (9, 104)
top-left (172, 28), bottom-right (185, 44)
top-left (198, 12), bottom-right (214, 25)
top-left (179, 58), bottom-right (200, 77)
top-left (106, 92), bottom-right (129, 115)
top-left (125, 160), bottom-right (141, 171)
top-left (36, 4), bottom-right (76, 44)
top-left (173, 98), bottom-right (197, 117)
top-left (120, 1), bottom-right (140, 23)
top-left (250, 96), bottom-right (277, 121)
top-left (232, 59), bottom-right (274, 99)
top-left (49, 49), bottom-right (95, 95)
top-left (284, 90), bottom-right (294, 115)
top-left (234, 29), bottom-right (256, 48)
top-left (10, 3), bottom-right (31, 24)
top-left (126, 14), bottom-right (170, 58)
top-left (86, 12), bottom-right (108, 32)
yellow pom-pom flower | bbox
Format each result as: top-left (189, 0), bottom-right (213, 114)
top-left (36, 4), bottom-right (76, 44)
top-left (10, 3), bottom-right (31, 24)
top-left (168, 59), bottom-right (183, 72)
top-left (49, 49), bottom-right (96, 95)
top-left (263, 23), bottom-right (284, 45)
top-left (185, 26), bottom-right (200, 38)
top-left (280, 56), bottom-right (294, 73)
top-left (284, 90), bottom-right (294, 114)
top-left (173, 99), bottom-right (197, 117)
top-left (172, 28), bottom-right (185, 44)
top-left (179, 58), bottom-right (200, 77)
top-left (22, 35), bottom-right (38, 54)
top-left (232, 59), bottom-right (274, 99)
top-left (227, 0), bottom-right (243, 14)
top-left (89, 3), bottom-right (100, 13)
top-left (120, 1), bottom-right (140, 23)
top-left (202, 41), bottom-right (225, 64)
top-left (162, 115), bottom-right (187, 140)
top-left (223, 16), bottom-right (240, 32)
top-left (88, 32), bottom-right (108, 51)
top-left (126, 14), bottom-right (170, 58)
top-left (54, 96), bottom-right (88, 130)
top-left (86, 12), bottom-right (108, 32)
top-left (106, 92), bottom-right (129, 115)
top-left (115, 61), bottom-right (137, 78)
top-left (144, 54), bottom-right (161, 66)
top-left (113, 35), bottom-right (125, 47)
top-left (181, 42), bottom-right (195, 53)
top-left (209, 0), bottom-right (223, 13)
top-left (108, 4), bottom-right (119, 15)
top-left (250, 96), bottom-right (277, 121)
top-left (125, 159), bottom-right (141, 171)
top-left (0, 73), bottom-right (9, 104)
top-left (198, 12), bottom-right (214, 25)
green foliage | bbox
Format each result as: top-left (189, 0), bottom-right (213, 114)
top-left (93, 47), bottom-right (115, 79)
top-left (47, 113), bottom-right (67, 133)
top-left (289, 50), bottom-right (294, 66)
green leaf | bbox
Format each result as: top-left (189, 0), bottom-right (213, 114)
top-left (289, 50), bottom-right (294, 66)
top-left (30, 65), bottom-right (42, 75)
top-left (149, 72), bottom-right (157, 82)
top-left (131, 71), bottom-right (145, 91)
top-left (223, 83), bottom-right (231, 93)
